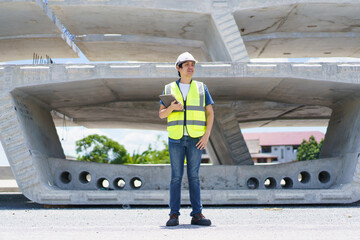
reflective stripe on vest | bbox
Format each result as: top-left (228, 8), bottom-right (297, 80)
top-left (165, 80), bottom-right (206, 140)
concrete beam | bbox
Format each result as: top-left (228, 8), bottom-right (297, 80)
top-left (1, 62), bottom-right (360, 205)
top-left (36, 0), bottom-right (87, 60)
top-left (243, 32), bottom-right (360, 42)
top-left (211, 11), bottom-right (249, 61)
top-left (74, 34), bottom-right (204, 47)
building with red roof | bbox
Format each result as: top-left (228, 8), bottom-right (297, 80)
top-left (243, 131), bottom-right (325, 163)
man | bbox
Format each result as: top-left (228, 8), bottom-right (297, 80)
top-left (159, 52), bottom-right (214, 226)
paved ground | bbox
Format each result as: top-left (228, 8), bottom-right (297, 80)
top-left (0, 193), bottom-right (360, 240)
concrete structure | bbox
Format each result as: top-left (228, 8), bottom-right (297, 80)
top-left (1, 0), bottom-right (360, 205)
top-left (0, 166), bottom-right (19, 192)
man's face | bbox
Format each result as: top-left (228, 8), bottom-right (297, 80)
top-left (177, 61), bottom-right (195, 78)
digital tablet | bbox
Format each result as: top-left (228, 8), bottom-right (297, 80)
top-left (159, 94), bottom-right (184, 112)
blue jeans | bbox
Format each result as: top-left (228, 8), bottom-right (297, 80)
top-left (168, 136), bottom-right (203, 216)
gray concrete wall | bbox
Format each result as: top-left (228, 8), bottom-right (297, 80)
top-left (271, 146), bottom-right (297, 163)
top-left (45, 156), bottom-right (346, 205)
top-left (0, 166), bottom-right (14, 180)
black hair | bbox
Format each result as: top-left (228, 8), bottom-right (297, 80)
top-left (177, 62), bottom-right (183, 77)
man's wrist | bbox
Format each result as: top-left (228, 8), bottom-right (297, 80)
top-left (203, 132), bottom-right (210, 137)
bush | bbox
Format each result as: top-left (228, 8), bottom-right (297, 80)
top-left (296, 135), bottom-right (323, 161)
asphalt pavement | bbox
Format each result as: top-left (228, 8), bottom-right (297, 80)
top-left (0, 193), bottom-right (360, 240)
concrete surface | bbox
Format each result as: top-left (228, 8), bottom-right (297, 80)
top-left (0, 1), bottom-right (79, 62)
top-left (0, 167), bottom-right (19, 192)
top-left (5, 62), bottom-right (351, 130)
top-left (0, 194), bottom-right (360, 240)
top-left (0, 166), bottom-right (14, 179)
top-left (2, 1), bottom-right (360, 62)
top-left (0, 180), bottom-right (19, 192)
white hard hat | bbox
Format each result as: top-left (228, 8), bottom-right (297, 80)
top-left (175, 52), bottom-right (197, 69)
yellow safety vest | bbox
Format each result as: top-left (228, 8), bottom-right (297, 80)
top-left (165, 80), bottom-right (206, 140)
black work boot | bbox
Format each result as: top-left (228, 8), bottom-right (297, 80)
top-left (191, 213), bottom-right (211, 226)
top-left (166, 213), bottom-right (179, 226)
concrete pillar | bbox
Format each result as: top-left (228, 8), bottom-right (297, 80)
top-left (208, 111), bottom-right (253, 165)
top-left (0, 90), bottom-right (66, 199)
top-left (320, 98), bottom-right (360, 184)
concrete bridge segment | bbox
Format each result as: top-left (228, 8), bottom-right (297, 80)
top-left (1, 62), bottom-right (360, 205)
top-left (1, 0), bottom-right (360, 205)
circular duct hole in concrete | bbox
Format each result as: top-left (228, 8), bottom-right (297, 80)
top-left (298, 171), bottom-right (311, 183)
top-left (60, 171), bottom-right (72, 184)
top-left (130, 177), bottom-right (142, 189)
top-left (79, 171), bottom-right (91, 184)
top-left (114, 178), bottom-right (126, 189)
top-left (247, 178), bottom-right (259, 189)
top-left (264, 177), bottom-right (276, 189)
top-left (280, 177), bottom-right (293, 189)
top-left (97, 178), bottom-right (110, 190)
top-left (318, 171), bottom-right (331, 183)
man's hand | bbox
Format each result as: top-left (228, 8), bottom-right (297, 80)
top-left (196, 132), bottom-right (210, 150)
top-left (169, 100), bottom-right (183, 111)
top-left (195, 105), bottom-right (214, 150)
top-left (159, 100), bottom-right (183, 119)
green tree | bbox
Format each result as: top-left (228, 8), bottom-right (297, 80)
top-left (75, 134), bottom-right (170, 164)
top-left (296, 135), bottom-right (324, 161)
top-left (76, 134), bottom-right (129, 164)
top-left (127, 136), bottom-right (170, 164)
